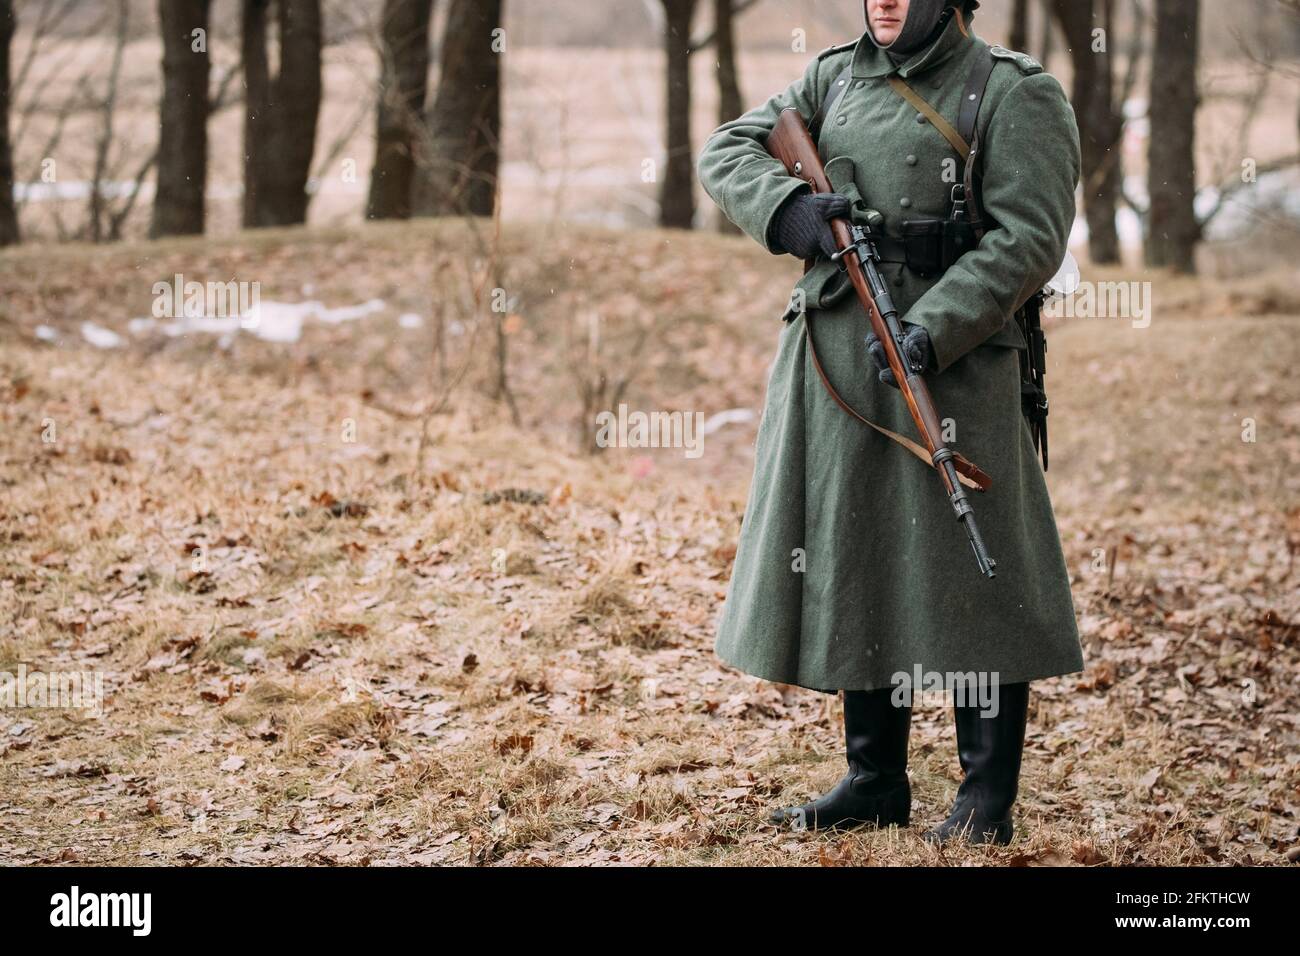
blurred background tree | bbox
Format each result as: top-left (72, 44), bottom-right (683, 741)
top-left (241, 0), bottom-right (322, 227)
top-left (0, 0), bottom-right (16, 246)
top-left (366, 0), bottom-right (434, 220)
top-left (411, 0), bottom-right (502, 217)
top-left (1147, 0), bottom-right (1201, 273)
top-left (1, 0), bottom-right (1297, 273)
top-left (150, 0), bottom-right (210, 237)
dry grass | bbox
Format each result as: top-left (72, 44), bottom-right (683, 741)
top-left (0, 220), bottom-right (1297, 866)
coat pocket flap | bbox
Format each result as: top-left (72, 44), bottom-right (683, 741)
top-left (980, 314), bottom-right (1028, 350)
top-left (780, 259), bottom-right (854, 321)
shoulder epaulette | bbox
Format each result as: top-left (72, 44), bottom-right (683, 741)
top-left (816, 40), bottom-right (857, 61)
top-left (988, 44), bottom-right (1043, 75)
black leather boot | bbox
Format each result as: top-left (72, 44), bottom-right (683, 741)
top-left (924, 680), bottom-right (1030, 846)
top-left (768, 686), bottom-right (912, 832)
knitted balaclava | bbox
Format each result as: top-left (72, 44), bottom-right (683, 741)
top-left (865, 0), bottom-right (947, 56)
top-left (865, 1), bottom-right (979, 56)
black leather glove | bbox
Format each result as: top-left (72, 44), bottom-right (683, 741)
top-left (772, 190), bottom-right (850, 260)
top-left (865, 322), bottom-right (936, 388)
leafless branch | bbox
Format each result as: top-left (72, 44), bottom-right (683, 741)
top-left (10, 0), bottom-right (80, 99)
top-left (687, 0), bottom-right (762, 54)
top-left (86, 0), bottom-right (129, 243)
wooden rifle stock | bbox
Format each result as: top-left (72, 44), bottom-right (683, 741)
top-left (766, 107), bottom-right (997, 578)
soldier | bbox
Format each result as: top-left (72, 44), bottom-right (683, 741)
top-left (695, 0), bottom-right (1085, 845)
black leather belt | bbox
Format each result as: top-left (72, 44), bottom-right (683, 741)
top-left (869, 234), bottom-right (907, 264)
top-left (827, 232), bottom-right (906, 265)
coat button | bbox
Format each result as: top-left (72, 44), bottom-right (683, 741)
top-left (899, 197), bottom-right (912, 208)
top-left (836, 114), bottom-right (847, 126)
top-left (906, 154), bottom-right (917, 165)
top-left (854, 80), bottom-right (865, 90)
top-left (916, 113), bottom-right (927, 124)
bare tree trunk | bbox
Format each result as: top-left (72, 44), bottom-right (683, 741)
top-left (88, 0), bottom-right (129, 244)
top-left (0, 0), bottom-right (17, 246)
top-left (1051, 0), bottom-right (1122, 264)
top-left (1146, 0), bottom-right (1200, 272)
top-left (151, 0), bottom-right (211, 237)
top-left (660, 0), bottom-right (697, 229)
top-left (1010, 0), bottom-right (1029, 51)
top-left (714, 0), bottom-right (742, 122)
top-left (412, 0), bottom-right (503, 217)
top-left (713, 0), bottom-right (740, 234)
top-left (1036, 0), bottom-right (1056, 72)
top-left (242, 0), bottom-right (269, 228)
top-left (242, 0), bottom-right (322, 228)
top-left (367, 0), bottom-right (434, 220)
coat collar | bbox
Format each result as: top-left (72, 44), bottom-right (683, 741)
top-left (850, 11), bottom-right (974, 79)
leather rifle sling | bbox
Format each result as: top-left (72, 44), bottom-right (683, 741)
top-left (804, 315), bottom-right (991, 492)
top-left (886, 76), bottom-right (971, 159)
top-left (799, 66), bottom-right (991, 493)
top-left (810, 65), bottom-right (854, 142)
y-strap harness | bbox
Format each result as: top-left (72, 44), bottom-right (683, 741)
top-left (808, 47), bottom-right (1052, 471)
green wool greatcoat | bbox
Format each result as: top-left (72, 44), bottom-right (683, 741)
top-left (697, 14), bottom-right (1086, 694)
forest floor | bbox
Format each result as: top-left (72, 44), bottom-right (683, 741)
top-left (1, 219), bottom-right (1297, 866)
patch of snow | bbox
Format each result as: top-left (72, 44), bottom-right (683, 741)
top-left (34, 325), bottom-right (58, 342)
top-left (1202, 167), bottom-right (1300, 243)
top-left (81, 321), bottom-right (123, 349)
top-left (1070, 207), bottom-right (1147, 250)
top-left (1070, 168), bottom-right (1300, 250)
top-left (702, 408), bottom-right (756, 436)
top-left (240, 301), bottom-right (314, 343)
top-left (1122, 97), bottom-right (1148, 121)
top-left (315, 298), bottom-right (385, 324)
top-left (1116, 207), bottom-right (1143, 248)
top-left (141, 298), bottom-right (390, 345)
top-left (398, 313), bottom-right (424, 329)
top-left (15, 180), bottom-right (155, 203)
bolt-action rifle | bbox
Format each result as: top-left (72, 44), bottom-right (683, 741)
top-left (766, 107), bottom-right (997, 578)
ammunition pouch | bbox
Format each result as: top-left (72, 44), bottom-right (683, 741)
top-left (900, 219), bottom-right (944, 276)
top-left (824, 155), bottom-right (980, 279)
top-left (898, 217), bottom-right (980, 278)
top-left (780, 214), bottom-right (984, 323)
